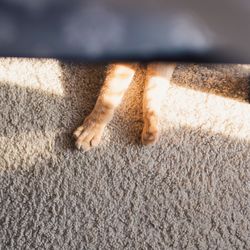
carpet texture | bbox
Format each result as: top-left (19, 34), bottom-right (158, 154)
top-left (0, 58), bottom-right (250, 249)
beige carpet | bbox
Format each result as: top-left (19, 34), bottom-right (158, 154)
top-left (0, 58), bottom-right (250, 249)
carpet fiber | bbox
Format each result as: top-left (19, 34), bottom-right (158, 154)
top-left (0, 58), bottom-right (250, 249)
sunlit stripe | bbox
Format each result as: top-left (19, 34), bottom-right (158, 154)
top-left (161, 82), bottom-right (250, 141)
top-left (0, 58), bottom-right (64, 96)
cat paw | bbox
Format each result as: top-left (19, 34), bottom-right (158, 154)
top-left (73, 116), bottom-right (104, 151)
top-left (141, 125), bottom-right (159, 145)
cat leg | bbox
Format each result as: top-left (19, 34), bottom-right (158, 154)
top-left (142, 63), bottom-right (176, 145)
top-left (74, 63), bottom-right (137, 151)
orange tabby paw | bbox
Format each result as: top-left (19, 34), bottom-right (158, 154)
top-left (74, 117), bottom-right (104, 151)
top-left (141, 125), bottom-right (159, 145)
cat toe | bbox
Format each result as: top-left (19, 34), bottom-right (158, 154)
top-left (75, 139), bottom-right (91, 151)
top-left (141, 126), bottom-right (159, 145)
top-left (74, 121), bottom-right (104, 151)
top-left (73, 125), bottom-right (84, 139)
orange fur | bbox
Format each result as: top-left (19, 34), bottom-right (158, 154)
top-left (74, 63), bottom-right (176, 150)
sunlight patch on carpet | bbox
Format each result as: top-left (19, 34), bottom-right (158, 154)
top-left (0, 58), bottom-right (64, 96)
top-left (161, 84), bottom-right (250, 141)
